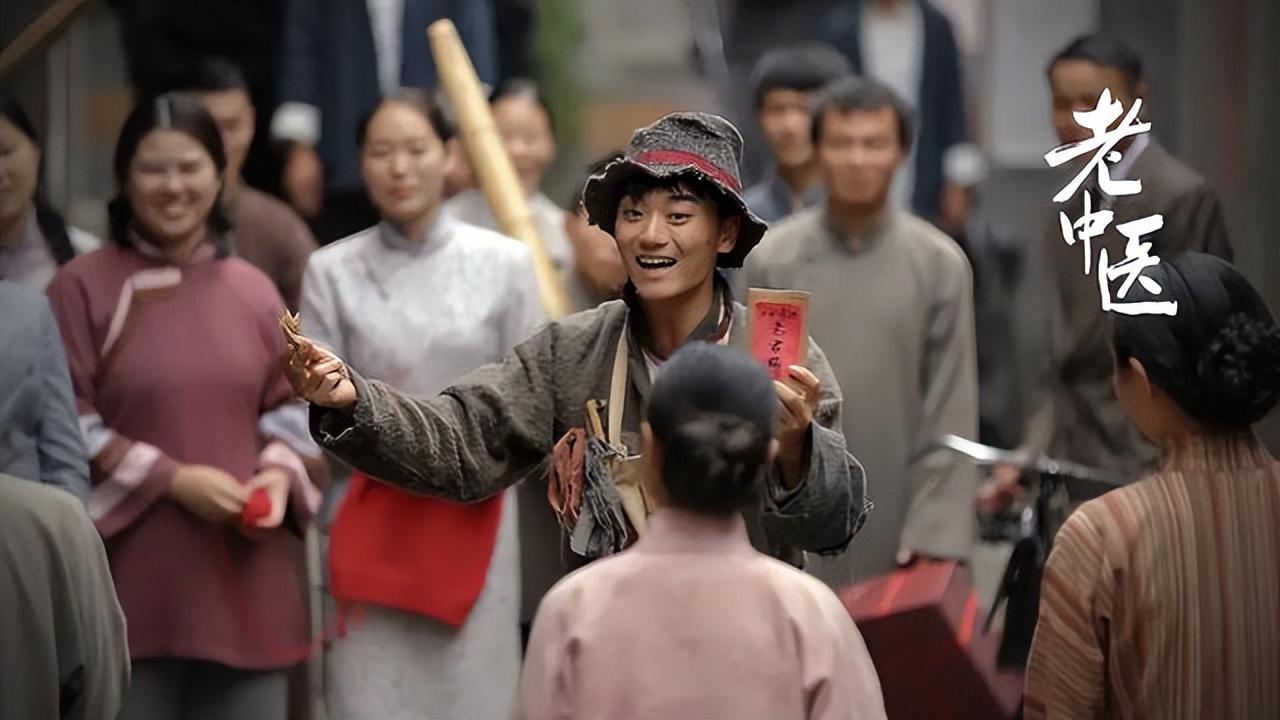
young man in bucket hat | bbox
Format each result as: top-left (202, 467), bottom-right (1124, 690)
top-left (284, 112), bottom-right (870, 568)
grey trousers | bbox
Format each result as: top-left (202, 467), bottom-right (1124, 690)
top-left (118, 658), bottom-right (288, 720)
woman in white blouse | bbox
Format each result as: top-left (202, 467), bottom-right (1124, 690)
top-left (300, 90), bottom-right (544, 719)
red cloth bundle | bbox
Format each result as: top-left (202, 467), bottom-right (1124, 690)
top-left (240, 488), bottom-right (272, 526)
top-left (328, 471), bottom-right (503, 627)
top-left (838, 560), bottom-right (1023, 720)
top-left (548, 428), bottom-right (587, 525)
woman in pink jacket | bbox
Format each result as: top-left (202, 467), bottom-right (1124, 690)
top-left (517, 342), bottom-right (887, 720)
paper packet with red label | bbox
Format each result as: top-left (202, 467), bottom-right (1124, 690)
top-left (747, 288), bottom-right (810, 380)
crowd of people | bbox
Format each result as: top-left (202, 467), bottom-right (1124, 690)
top-left (1, 2), bottom-right (1278, 718)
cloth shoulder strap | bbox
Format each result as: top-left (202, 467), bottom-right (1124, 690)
top-left (608, 324), bottom-right (628, 447)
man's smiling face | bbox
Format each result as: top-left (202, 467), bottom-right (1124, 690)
top-left (612, 179), bottom-right (739, 303)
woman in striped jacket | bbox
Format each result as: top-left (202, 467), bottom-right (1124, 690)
top-left (1024, 252), bottom-right (1280, 719)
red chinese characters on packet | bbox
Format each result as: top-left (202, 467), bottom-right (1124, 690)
top-left (748, 289), bottom-right (810, 380)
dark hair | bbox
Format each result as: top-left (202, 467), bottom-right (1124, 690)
top-left (574, 151), bottom-right (624, 210)
top-left (355, 89), bottom-right (455, 147)
top-left (810, 75), bottom-right (916, 152)
top-left (1113, 252), bottom-right (1280, 427)
top-left (1047, 34), bottom-right (1144, 92)
top-left (646, 343), bottom-right (778, 515)
top-left (174, 56), bottom-right (251, 94)
top-left (750, 43), bottom-right (852, 109)
top-left (489, 77), bottom-right (555, 135)
top-left (619, 173), bottom-right (736, 220)
top-left (108, 93), bottom-right (232, 257)
top-left (0, 97), bottom-right (75, 265)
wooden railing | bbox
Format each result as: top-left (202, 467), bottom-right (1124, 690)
top-left (0, 0), bottom-right (91, 78)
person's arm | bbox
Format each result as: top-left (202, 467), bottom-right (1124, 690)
top-left (514, 584), bottom-right (575, 719)
top-left (257, 406), bottom-right (322, 529)
top-left (981, 218), bottom-right (1062, 513)
top-left (291, 254), bottom-right (343, 493)
top-left (58, 492), bottom-right (130, 720)
top-left (272, 0), bottom-right (323, 215)
top-left (760, 340), bottom-right (869, 555)
top-left (935, 9), bottom-right (967, 154)
top-left (1023, 210), bottom-right (1066, 457)
top-left (1171, 185), bottom-right (1233, 263)
top-left (933, 8), bottom-right (984, 233)
top-left (817, 4), bottom-right (861, 72)
top-left (45, 274), bottom-right (186, 537)
top-left (258, 289), bottom-right (323, 528)
top-left (273, 0), bottom-right (320, 141)
top-left (899, 249), bottom-right (978, 561)
top-left (35, 298), bottom-right (91, 501)
top-left (808, 591), bottom-right (887, 720)
top-left (933, 11), bottom-right (976, 167)
top-left (310, 323), bottom-right (561, 502)
top-left (1023, 512), bottom-right (1111, 720)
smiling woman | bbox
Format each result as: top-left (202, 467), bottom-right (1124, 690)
top-left (298, 89), bottom-right (544, 719)
top-left (442, 78), bottom-right (578, 290)
top-left (44, 93), bottom-right (322, 720)
top-left (107, 94), bottom-right (232, 261)
top-left (356, 90), bottom-right (452, 241)
top-left (489, 79), bottom-right (556, 198)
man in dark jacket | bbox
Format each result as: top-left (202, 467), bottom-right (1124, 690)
top-left (983, 34), bottom-right (1234, 511)
top-left (822, 0), bottom-right (982, 234)
top-left (272, 0), bottom-right (496, 243)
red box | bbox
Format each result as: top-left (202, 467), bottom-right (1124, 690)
top-left (838, 560), bottom-right (1023, 720)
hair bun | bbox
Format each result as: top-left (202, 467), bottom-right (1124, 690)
top-left (1195, 313), bottom-right (1280, 425)
top-left (718, 420), bottom-right (766, 461)
top-left (674, 416), bottom-right (767, 467)
top-left (661, 413), bottom-right (771, 514)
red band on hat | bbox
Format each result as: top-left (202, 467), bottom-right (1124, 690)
top-left (633, 150), bottom-right (741, 192)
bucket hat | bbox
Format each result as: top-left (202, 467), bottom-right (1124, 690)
top-left (582, 112), bottom-right (767, 268)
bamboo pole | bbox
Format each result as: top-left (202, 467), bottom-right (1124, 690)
top-left (427, 19), bottom-right (570, 318)
top-left (0, 0), bottom-right (90, 79)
